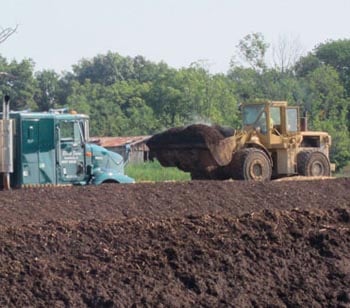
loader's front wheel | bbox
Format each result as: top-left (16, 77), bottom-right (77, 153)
top-left (231, 148), bottom-right (272, 181)
top-left (297, 151), bottom-right (331, 177)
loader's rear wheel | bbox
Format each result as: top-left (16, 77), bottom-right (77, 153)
top-left (231, 148), bottom-right (272, 181)
top-left (297, 151), bottom-right (331, 177)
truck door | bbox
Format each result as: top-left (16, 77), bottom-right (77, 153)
top-left (22, 120), bottom-right (40, 185)
top-left (56, 120), bottom-right (85, 184)
top-left (21, 119), bottom-right (56, 185)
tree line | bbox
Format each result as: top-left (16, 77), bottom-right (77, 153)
top-left (0, 33), bottom-right (350, 170)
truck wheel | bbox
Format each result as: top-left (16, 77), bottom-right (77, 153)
top-left (297, 151), bottom-right (331, 176)
top-left (231, 148), bottom-right (272, 181)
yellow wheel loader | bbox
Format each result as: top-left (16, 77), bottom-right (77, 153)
top-left (147, 101), bottom-right (334, 181)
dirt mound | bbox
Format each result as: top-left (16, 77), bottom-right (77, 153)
top-left (147, 124), bottom-right (232, 178)
top-left (0, 178), bottom-right (349, 307)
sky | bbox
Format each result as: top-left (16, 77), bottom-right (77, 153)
top-left (1, 0), bottom-right (350, 74)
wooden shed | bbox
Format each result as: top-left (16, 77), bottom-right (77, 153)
top-left (90, 136), bottom-right (151, 164)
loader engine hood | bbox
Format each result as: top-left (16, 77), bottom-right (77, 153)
top-left (87, 143), bottom-right (135, 184)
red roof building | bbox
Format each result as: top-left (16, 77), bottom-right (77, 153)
top-left (90, 136), bottom-right (151, 164)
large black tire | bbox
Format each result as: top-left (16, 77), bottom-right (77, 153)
top-left (297, 151), bottom-right (331, 177)
top-left (231, 148), bottom-right (272, 181)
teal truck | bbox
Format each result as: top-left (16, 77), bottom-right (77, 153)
top-left (0, 96), bottom-right (134, 189)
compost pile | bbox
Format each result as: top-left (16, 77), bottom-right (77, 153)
top-left (147, 124), bottom-right (234, 178)
top-left (147, 124), bottom-right (226, 148)
top-left (0, 178), bottom-right (350, 307)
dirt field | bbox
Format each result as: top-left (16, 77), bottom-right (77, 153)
top-left (0, 178), bottom-right (349, 307)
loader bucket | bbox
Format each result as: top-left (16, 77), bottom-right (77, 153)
top-left (146, 124), bottom-right (238, 176)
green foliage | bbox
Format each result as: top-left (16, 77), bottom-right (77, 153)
top-left (34, 70), bottom-right (61, 110)
top-left (294, 53), bottom-right (322, 78)
top-left (315, 39), bottom-right (350, 96)
top-left (72, 52), bottom-right (134, 85)
top-left (67, 79), bottom-right (156, 136)
top-left (228, 66), bottom-right (303, 104)
top-left (312, 116), bottom-right (350, 170)
top-left (125, 160), bottom-right (190, 182)
top-left (0, 57), bottom-right (37, 110)
top-left (236, 32), bottom-right (269, 71)
top-left (304, 65), bottom-right (345, 121)
top-left (295, 39), bottom-right (350, 96)
top-left (146, 67), bottom-right (188, 127)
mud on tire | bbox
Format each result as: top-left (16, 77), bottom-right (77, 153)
top-left (230, 148), bottom-right (272, 181)
top-left (297, 151), bottom-right (331, 177)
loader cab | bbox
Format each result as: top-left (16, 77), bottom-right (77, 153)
top-left (242, 101), bottom-right (304, 176)
top-left (242, 101), bottom-right (300, 147)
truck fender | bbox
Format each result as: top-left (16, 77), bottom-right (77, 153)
top-left (92, 169), bottom-right (135, 185)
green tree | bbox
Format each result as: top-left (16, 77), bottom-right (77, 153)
top-left (67, 80), bottom-right (127, 136)
top-left (227, 66), bottom-right (260, 102)
top-left (210, 74), bottom-right (239, 127)
top-left (313, 115), bottom-right (350, 171)
top-left (294, 53), bottom-right (322, 78)
top-left (146, 67), bottom-right (189, 127)
top-left (235, 32), bottom-right (269, 72)
top-left (304, 65), bottom-right (345, 121)
top-left (228, 65), bottom-right (303, 105)
top-left (300, 65), bottom-right (350, 169)
top-left (67, 79), bottom-right (156, 136)
top-left (0, 56), bottom-right (37, 110)
top-left (177, 65), bottom-right (239, 127)
top-left (72, 52), bottom-right (135, 86)
top-left (34, 70), bottom-right (61, 111)
top-left (315, 40), bottom-right (350, 96)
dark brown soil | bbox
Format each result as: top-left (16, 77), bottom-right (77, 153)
top-left (0, 178), bottom-right (350, 307)
top-left (147, 125), bottom-right (229, 177)
top-left (147, 124), bottom-right (225, 147)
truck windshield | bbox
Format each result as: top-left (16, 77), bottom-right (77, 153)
top-left (243, 105), bottom-right (265, 125)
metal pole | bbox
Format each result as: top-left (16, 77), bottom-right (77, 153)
top-left (2, 95), bottom-right (11, 190)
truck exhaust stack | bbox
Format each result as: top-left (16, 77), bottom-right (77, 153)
top-left (0, 95), bottom-right (14, 190)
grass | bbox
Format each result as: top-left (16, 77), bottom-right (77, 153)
top-left (126, 161), bottom-right (350, 182)
top-left (125, 160), bottom-right (191, 182)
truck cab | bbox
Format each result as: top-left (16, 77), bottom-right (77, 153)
top-left (1, 110), bottom-right (134, 188)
